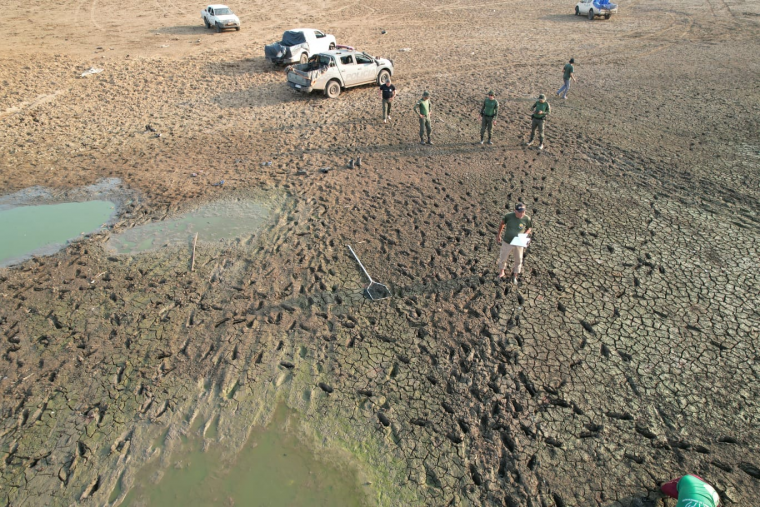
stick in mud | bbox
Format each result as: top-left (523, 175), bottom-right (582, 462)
top-left (191, 232), bottom-right (198, 272)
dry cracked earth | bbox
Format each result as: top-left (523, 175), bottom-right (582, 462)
top-left (1, 0), bottom-right (759, 506)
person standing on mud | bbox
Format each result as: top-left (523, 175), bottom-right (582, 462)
top-left (526, 94), bottom-right (550, 150)
top-left (479, 90), bottom-right (499, 145)
top-left (556, 58), bottom-right (576, 100)
top-left (378, 77), bottom-right (396, 123)
top-left (414, 91), bottom-right (432, 145)
top-left (660, 474), bottom-right (721, 507)
top-left (496, 203), bottom-right (533, 283)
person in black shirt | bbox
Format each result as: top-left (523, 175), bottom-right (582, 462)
top-left (378, 78), bottom-right (396, 123)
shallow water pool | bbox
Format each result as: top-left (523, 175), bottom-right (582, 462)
top-left (0, 200), bottom-right (115, 267)
top-left (120, 405), bottom-right (369, 507)
top-left (107, 199), bottom-right (274, 255)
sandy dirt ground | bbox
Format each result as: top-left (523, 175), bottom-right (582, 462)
top-left (1, 0), bottom-right (759, 505)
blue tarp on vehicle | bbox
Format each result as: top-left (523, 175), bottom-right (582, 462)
top-left (593, 0), bottom-right (617, 9)
top-left (281, 31), bottom-right (307, 46)
top-left (265, 31), bottom-right (308, 61)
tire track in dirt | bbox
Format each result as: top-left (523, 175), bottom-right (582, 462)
top-left (89, 0), bottom-right (104, 31)
top-left (2, 1), bottom-right (760, 505)
top-left (0, 90), bottom-right (67, 121)
top-left (153, 0), bottom-right (172, 18)
top-left (706, 0), bottom-right (736, 18)
top-left (73, 0), bottom-right (89, 27)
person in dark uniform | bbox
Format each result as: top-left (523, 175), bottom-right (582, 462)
top-left (526, 94), bottom-right (550, 150)
top-left (479, 90), bottom-right (499, 144)
top-left (378, 77), bottom-right (396, 123)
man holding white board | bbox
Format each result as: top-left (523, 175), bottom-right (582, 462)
top-left (497, 203), bottom-right (533, 283)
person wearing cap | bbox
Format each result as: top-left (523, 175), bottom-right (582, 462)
top-left (660, 474), bottom-right (721, 507)
top-left (556, 58), bottom-right (576, 100)
top-left (378, 76), bottom-right (396, 123)
top-left (479, 90), bottom-right (499, 145)
top-left (496, 203), bottom-right (533, 282)
top-left (413, 91), bottom-right (432, 145)
top-left (526, 94), bottom-right (550, 150)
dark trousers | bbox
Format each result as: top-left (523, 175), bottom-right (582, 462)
top-left (419, 116), bottom-right (432, 140)
top-left (382, 99), bottom-right (392, 120)
top-left (480, 116), bottom-right (494, 140)
top-left (529, 117), bottom-right (545, 143)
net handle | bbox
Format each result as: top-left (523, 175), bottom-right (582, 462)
top-left (346, 245), bottom-right (374, 284)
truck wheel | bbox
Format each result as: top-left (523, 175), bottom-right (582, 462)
top-left (204, 19), bottom-right (210, 28)
top-left (588, 9), bottom-right (594, 20)
top-left (235, 26), bottom-right (240, 31)
top-left (300, 53), bottom-right (308, 64)
top-left (215, 23), bottom-right (222, 32)
top-left (329, 43), bottom-right (336, 50)
top-left (575, 6), bottom-right (579, 15)
top-left (325, 80), bottom-right (341, 99)
top-left (604, 13), bottom-right (611, 19)
top-left (377, 69), bottom-right (391, 86)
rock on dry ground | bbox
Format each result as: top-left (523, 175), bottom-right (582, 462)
top-left (1, 0), bottom-right (759, 506)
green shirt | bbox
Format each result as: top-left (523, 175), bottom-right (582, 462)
top-left (501, 212), bottom-right (532, 244)
top-left (563, 63), bottom-right (574, 80)
top-left (414, 99), bottom-right (431, 117)
top-left (532, 100), bottom-right (550, 119)
top-left (481, 98), bottom-right (498, 117)
top-left (676, 475), bottom-right (719, 507)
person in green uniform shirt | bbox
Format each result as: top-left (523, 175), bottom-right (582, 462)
top-left (496, 203), bottom-right (533, 283)
top-left (479, 90), bottom-right (499, 145)
top-left (661, 474), bottom-right (721, 507)
top-left (526, 94), bottom-right (550, 150)
top-left (556, 58), bottom-right (576, 100)
top-left (413, 91), bottom-right (432, 145)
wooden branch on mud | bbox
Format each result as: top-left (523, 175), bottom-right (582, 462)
top-left (191, 233), bottom-right (198, 272)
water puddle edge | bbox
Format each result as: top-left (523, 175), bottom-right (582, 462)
top-left (119, 403), bottom-right (371, 507)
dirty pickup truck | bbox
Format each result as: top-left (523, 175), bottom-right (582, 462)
top-left (265, 29), bottom-right (336, 65)
top-left (201, 4), bottom-right (240, 32)
top-left (286, 49), bottom-right (394, 98)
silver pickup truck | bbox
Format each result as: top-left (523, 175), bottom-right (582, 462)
top-left (286, 49), bottom-right (394, 98)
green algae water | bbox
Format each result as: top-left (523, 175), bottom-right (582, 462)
top-left (107, 199), bottom-right (274, 255)
top-left (121, 405), bottom-right (369, 507)
top-left (0, 201), bottom-right (115, 267)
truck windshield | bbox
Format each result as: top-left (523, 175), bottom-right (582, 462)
top-left (356, 53), bottom-right (373, 64)
top-left (214, 8), bottom-right (232, 15)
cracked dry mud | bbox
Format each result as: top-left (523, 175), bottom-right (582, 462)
top-left (1, 0), bottom-right (759, 505)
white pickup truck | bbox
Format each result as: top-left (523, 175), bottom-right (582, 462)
top-left (265, 29), bottom-right (337, 65)
top-left (575, 0), bottom-right (618, 20)
top-left (201, 4), bottom-right (240, 32)
top-left (287, 49), bottom-right (394, 98)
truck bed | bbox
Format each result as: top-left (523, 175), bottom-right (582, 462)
top-left (287, 63), bottom-right (329, 87)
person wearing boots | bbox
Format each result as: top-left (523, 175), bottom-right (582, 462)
top-left (413, 91), bottom-right (433, 145)
top-left (479, 90), bottom-right (499, 144)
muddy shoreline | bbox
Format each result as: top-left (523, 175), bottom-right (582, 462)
top-left (2, 0), bottom-right (760, 505)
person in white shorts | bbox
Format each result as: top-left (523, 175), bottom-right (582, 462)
top-left (496, 203), bottom-right (533, 283)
